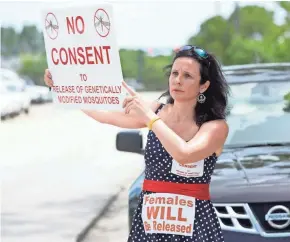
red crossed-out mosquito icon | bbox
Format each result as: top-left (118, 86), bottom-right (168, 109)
top-left (45, 12), bottom-right (59, 40)
top-left (94, 8), bottom-right (110, 37)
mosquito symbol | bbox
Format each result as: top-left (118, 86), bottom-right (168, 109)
top-left (94, 9), bottom-right (110, 37)
top-left (45, 13), bottom-right (59, 40)
top-left (94, 15), bottom-right (110, 30)
top-left (46, 20), bottom-right (59, 32)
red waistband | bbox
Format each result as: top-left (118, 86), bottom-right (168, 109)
top-left (142, 179), bottom-right (210, 200)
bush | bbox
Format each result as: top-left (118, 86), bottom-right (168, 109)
top-left (18, 54), bottom-right (48, 85)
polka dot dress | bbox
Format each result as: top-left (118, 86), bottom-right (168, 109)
top-left (127, 104), bottom-right (224, 242)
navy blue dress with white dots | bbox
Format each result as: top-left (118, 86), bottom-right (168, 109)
top-left (127, 104), bottom-right (224, 242)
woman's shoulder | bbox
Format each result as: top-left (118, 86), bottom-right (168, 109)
top-left (199, 119), bottom-right (229, 135)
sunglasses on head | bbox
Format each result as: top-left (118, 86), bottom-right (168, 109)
top-left (178, 45), bottom-right (209, 60)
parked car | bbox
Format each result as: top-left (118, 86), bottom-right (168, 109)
top-left (4, 82), bottom-right (31, 114)
top-left (21, 76), bottom-right (52, 103)
top-left (0, 68), bottom-right (31, 115)
top-left (115, 63), bottom-right (290, 242)
top-left (125, 78), bottom-right (145, 91)
top-left (0, 83), bottom-right (22, 119)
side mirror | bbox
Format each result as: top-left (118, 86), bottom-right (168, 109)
top-left (116, 130), bottom-right (143, 154)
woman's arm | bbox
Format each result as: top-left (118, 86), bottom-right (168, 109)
top-left (121, 81), bottom-right (229, 162)
top-left (82, 101), bottom-right (161, 129)
top-left (43, 69), bottom-right (161, 129)
top-left (146, 111), bottom-right (229, 164)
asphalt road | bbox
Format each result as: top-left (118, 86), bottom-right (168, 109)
top-left (0, 94), bottom-right (160, 242)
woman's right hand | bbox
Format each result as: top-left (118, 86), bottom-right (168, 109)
top-left (44, 69), bottom-right (54, 87)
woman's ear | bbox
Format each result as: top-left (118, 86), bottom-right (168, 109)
top-left (200, 80), bottom-right (210, 93)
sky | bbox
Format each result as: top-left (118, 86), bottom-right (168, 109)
top-left (0, 0), bottom-right (285, 49)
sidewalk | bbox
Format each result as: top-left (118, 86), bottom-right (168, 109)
top-left (81, 183), bottom-right (133, 242)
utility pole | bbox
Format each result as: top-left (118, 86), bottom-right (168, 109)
top-left (234, 2), bottom-right (240, 35)
top-left (137, 49), bottom-right (144, 83)
top-left (215, 1), bottom-right (221, 16)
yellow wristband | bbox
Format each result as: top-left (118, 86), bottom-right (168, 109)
top-left (147, 117), bottom-right (161, 130)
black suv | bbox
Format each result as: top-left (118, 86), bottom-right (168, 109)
top-left (116, 63), bottom-right (290, 242)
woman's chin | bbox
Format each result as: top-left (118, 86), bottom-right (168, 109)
top-left (171, 95), bottom-right (187, 102)
top-left (170, 93), bottom-right (195, 103)
top-left (170, 91), bottom-right (184, 99)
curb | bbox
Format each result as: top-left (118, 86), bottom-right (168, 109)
top-left (76, 186), bottom-right (125, 242)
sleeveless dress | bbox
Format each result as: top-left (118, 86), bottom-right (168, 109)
top-left (127, 104), bottom-right (224, 242)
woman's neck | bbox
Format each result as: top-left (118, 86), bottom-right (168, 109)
top-left (170, 100), bottom-right (197, 123)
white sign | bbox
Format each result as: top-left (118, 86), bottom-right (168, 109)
top-left (142, 193), bottom-right (196, 236)
top-left (171, 159), bottom-right (204, 178)
top-left (42, 3), bottom-right (124, 110)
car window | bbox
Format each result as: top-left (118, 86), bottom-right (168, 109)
top-left (225, 68), bottom-right (290, 146)
top-left (1, 73), bottom-right (10, 82)
top-left (6, 85), bottom-right (18, 92)
top-left (0, 84), bottom-right (9, 94)
top-left (1, 69), bottom-right (20, 81)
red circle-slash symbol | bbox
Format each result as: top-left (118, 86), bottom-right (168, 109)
top-left (94, 8), bottom-right (110, 37)
top-left (45, 12), bottom-right (59, 40)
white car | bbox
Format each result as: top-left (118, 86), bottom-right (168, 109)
top-left (0, 83), bottom-right (22, 119)
top-left (26, 85), bottom-right (52, 103)
top-left (0, 68), bottom-right (32, 115)
top-left (22, 76), bottom-right (52, 103)
top-left (4, 82), bottom-right (31, 114)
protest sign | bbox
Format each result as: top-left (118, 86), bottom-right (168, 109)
top-left (42, 3), bottom-right (124, 110)
top-left (171, 159), bottom-right (204, 177)
top-left (142, 193), bottom-right (196, 236)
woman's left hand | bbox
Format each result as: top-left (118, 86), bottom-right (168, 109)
top-left (122, 81), bottom-right (155, 124)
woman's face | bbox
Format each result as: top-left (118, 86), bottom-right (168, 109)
top-left (169, 57), bottom-right (209, 102)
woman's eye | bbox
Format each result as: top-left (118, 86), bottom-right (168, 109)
top-left (185, 73), bottom-right (191, 78)
top-left (172, 71), bottom-right (178, 76)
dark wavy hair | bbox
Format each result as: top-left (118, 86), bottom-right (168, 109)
top-left (158, 48), bottom-right (230, 127)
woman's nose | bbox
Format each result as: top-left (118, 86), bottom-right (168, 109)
top-left (175, 76), bottom-right (181, 84)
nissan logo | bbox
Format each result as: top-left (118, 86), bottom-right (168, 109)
top-left (265, 205), bottom-right (290, 229)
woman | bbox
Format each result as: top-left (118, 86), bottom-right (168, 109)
top-left (44, 45), bottom-right (229, 242)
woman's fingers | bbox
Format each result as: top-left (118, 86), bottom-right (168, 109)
top-left (44, 76), bottom-right (51, 87)
top-left (124, 96), bottom-right (137, 114)
top-left (47, 79), bottom-right (54, 87)
top-left (122, 96), bottom-right (136, 108)
top-left (125, 100), bottom-right (135, 114)
top-left (46, 79), bottom-right (54, 87)
top-left (44, 69), bottom-right (52, 80)
top-left (44, 69), bottom-right (54, 87)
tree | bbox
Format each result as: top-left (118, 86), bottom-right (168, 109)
top-left (18, 54), bottom-right (48, 85)
top-left (187, 16), bottom-right (234, 64)
top-left (187, 5), bottom-right (289, 65)
top-left (19, 25), bottom-right (45, 54)
top-left (229, 5), bottom-right (275, 39)
top-left (223, 35), bottom-right (274, 65)
top-left (119, 49), bottom-right (172, 90)
top-left (278, 1), bottom-right (290, 23)
top-left (1, 27), bottom-right (19, 56)
top-left (143, 55), bottom-right (172, 90)
top-left (273, 2), bottom-right (290, 62)
top-left (119, 49), bottom-right (140, 79)
top-left (1, 25), bottom-right (45, 57)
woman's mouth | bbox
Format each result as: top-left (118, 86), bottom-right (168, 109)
top-left (172, 89), bottom-right (184, 92)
